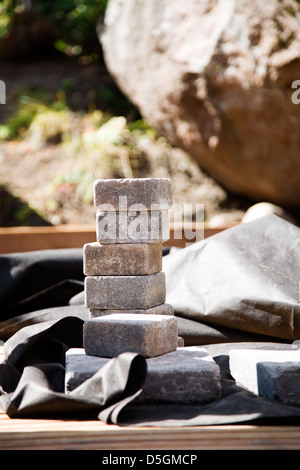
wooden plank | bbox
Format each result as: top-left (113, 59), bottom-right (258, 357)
top-left (0, 348), bottom-right (300, 450)
top-left (0, 224), bottom-right (96, 254)
top-left (0, 223), bottom-right (237, 254)
top-left (0, 409), bottom-right (300, 450)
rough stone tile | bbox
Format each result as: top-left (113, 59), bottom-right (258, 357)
top-left (85, 272), bottom-right (166, 310)
top-left (65, 348), bottom-right (108, 393)
top-left (89, 302), bottom-right (174, 318)
top-left (94, 178), bottom-right (172, 211)
top-left (96, 210), bottom-right (169, 244)
top-left (229, 347), bottom-right (300, 405)
top-left (65, 346), bottom-right (221, 403)
top-left (136, 346), bottom-right (221, 403)
top-left (83, 313), bottom-right (178, 358)
top-left (83, 242), bottom-right (162, 276)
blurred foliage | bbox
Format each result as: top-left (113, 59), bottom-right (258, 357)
top-left (35, 0), bottom-right (109, 55)
top-left (44, 113), bottom-right (154, 215)
top-left (0, 84), bottom-right (155, 209)
top-left (0, 86), bottom-right (69, 140)
top-left (0, 185), bottom-right (51, 226)
top-left (0, 0), bottom-right (162, 224)
top-left (0, 0), bottom-right (108, 57)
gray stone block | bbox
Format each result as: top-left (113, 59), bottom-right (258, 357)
top-left (95, 210), bottom-right (169, 244)
top-left (65, 346), bottom-right (221, 403)
top-left (229, 347), bottom-right (300, 405)
top-left (85, 272), bottom-right (166, 310)
top-left (89, 302), bottom-right (174, 318)
top-left (83, 313), bottom-right (178, 358)
top-left (94, 178), bottom-right (172, 211)
top-left (137, 346), bottom-right (221, 403)
top-left (83, 242), bottom-right (162, 276)
top-left (65, 348), bottom-right (108, 392)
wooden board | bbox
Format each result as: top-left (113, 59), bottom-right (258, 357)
top-left (1, 411), bottom-right (300, 450)
top-left (0, 348), bottom-right (300, 450)
top-left (0, 223), bottom-right (237, 254)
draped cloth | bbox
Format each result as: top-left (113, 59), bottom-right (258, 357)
top-left (0, 214), bottom-right (300, 425)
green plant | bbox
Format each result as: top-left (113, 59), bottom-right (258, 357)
top-left (46, 112), bottom-right (157, 211)
top-left (0, 86), bottom-right (68, 140)
top-left (37, 0), bottom-right (108, 50)
top-left (0, 0), bottom-right (109, 57)
top-left (0, 1), bottom-right (13, 39)
top-left (0, 95), bottom-right (41, 140)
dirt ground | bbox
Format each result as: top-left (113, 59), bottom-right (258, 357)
top-left (0, 56), bottom-right (252, 227)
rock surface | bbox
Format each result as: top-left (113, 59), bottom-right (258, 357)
top-left (83, 313), bottom-right (178, 358)
top-left (229, 346), bottom-right (300, 405)
top-left (65, 346), bottom-right (221, 403)
top-left (85, 272), bottom-right (166, 310)
top-left (83, 241), bottom-right (162, 276)
top-left (89, 302), bottom-right (174, 318)
top-left (100, 0), bottom-right (300, 208)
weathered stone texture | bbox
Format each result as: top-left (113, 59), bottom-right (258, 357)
top-left (83, 241), bottom-right (162, 276)
top-left (137, 346), bottom-right (221, 403)
top-left (83, 313), bottom-right (178, 358)
top-left (65, 346), bottom-right (221, 403)
top-left (101, 0), bottom-right (300, 209)
top-left (96, 210), bottom-right (169, 244)
top-left (89, 302), bottom-right (174, 318)
top-left (229, 347), bottom-right (300, 405)
top-left (94, 178), bottom-right (172, 210)
top-left (85, 272), bottom-right (166, 310)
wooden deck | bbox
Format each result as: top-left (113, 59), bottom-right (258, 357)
top-left (1, 413), bottom-right (300, 450)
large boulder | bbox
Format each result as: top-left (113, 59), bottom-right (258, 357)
top-left (100, 0), bottom-right (300, 209)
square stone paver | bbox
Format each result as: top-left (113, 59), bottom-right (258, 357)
top-left (65, 346), bottom-right (221, 403)
top-left (83, 242), bottom-right (162, 276)
top-left (94, 178), bottom-right (172, 211)
top-left (83, 313), bottom-right (178, 358)
top-left (84, 272), bottom-right (166, 310)
top-left (229, 347), bottom-right (300, 405)
top-left (95, 210), bottom-right (169, 244)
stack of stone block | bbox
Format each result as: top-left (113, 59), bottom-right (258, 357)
top-left (65, 178), bottom-right (221, 404)
top-left (83, 177), bottom-right (178, 358)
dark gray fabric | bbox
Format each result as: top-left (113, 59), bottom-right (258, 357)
top-left (0, 316), bottom-right (146, 421)
top-left (0, 248), bottom-right (84, 321)
top-left (163, 214), bottom-right (300, 343)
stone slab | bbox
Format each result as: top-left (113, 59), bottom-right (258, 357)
top-left (65, 349), bottom-right (109, 393)
top-left (83, 313), bottom-right (178, 358)
top-left (85, 272), bottom-right (166, 310)
top-left (83, 242), bottom-right (162, 276)
top-left (65, 346), bottom-right (221, 403)
top-left (89, 302), bottom-right (174, 318)
top-left (229, 347), bottom-right (300, 405)
top-left (96, 210), bottom-right (169, 244)
top-left (94, 178), bottom-right (172, 211)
